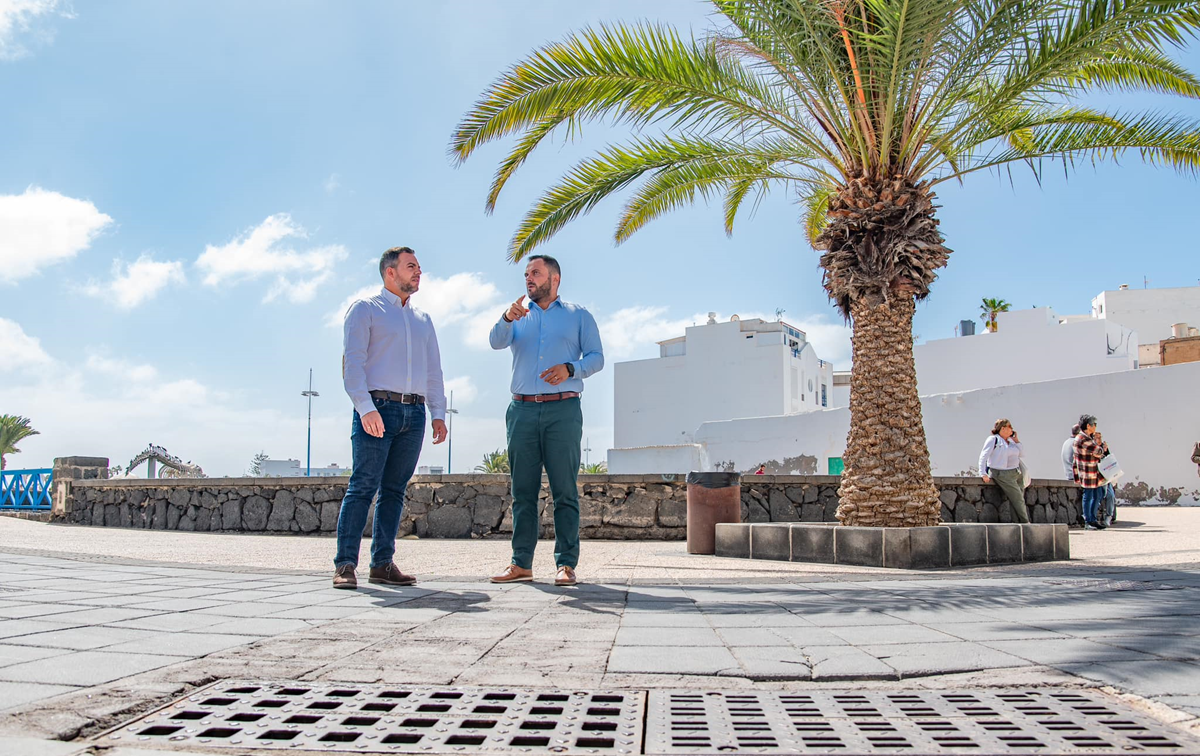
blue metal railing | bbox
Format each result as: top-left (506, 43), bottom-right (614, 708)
top-left (0, 468), bottom-right (53, 511)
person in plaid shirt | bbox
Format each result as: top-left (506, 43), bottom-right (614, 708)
top-left (1072, 414), bottom-right (1109, 530)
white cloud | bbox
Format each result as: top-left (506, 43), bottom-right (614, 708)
top-left (196, 213), bottom-right (347, 303)
top-left (795, 315), bottom-right (853, 368)
top-left (0, 318), bottom-right (52, 371)
top-left (0, 0), bottom-right (69, 60)
top-left (0, 187), bottom-right (113, 283)
top-left (85, 353), bottom-right (158, 382)
top-left (84, 254), bottom-right (185, 310)
top-left (598, 306), bottom-right (697, 360)
top-left (444, 376), bottom-right (477, 406)
top-left (323, 173), bottom-right (341, 194)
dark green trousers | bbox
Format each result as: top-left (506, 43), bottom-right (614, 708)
top-left (991, 467), bottom-right (1030, 523)
top-left (506, 398), bottom-right (582, 569)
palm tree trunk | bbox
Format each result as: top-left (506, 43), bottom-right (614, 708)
top-left (836, 295), bottom-right (940, 527)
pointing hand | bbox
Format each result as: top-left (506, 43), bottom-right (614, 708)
top-left (505, 295), bottom-right (528, 322)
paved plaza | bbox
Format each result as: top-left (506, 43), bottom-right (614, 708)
top-left (0, 509), bottom-right (1198, 754)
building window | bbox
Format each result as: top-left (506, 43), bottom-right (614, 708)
top-left (821, 384), bottom-right (827, 407)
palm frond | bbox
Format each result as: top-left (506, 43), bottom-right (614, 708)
top-left (801, 183), bottom-right (837, 247)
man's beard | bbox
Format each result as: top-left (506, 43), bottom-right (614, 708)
top-left (529, 281), bottom-right (552, 302)
top-left (399, 280), bottom-right (418, 295)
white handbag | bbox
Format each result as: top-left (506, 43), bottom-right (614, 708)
top-left (1098, 454), bottom-right (1123, 482)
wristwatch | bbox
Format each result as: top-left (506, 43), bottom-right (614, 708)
top-left (564, 363), bottom-right (575, 378)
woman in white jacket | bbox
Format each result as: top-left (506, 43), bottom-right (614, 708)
top-left (979, 418), bottom-right (1029, 523)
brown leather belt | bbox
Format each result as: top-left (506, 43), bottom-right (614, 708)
top-left (369, 390), bottom-right (425, 404)
top-left (513, 392), bottom-right (580, 403)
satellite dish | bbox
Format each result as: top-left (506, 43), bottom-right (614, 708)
top-left (730, 314), bottom-right (740, 322)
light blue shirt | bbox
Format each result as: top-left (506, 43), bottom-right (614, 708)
top-left (342, 287), bottom-right (446, 421)
top-left (489, 298), bottom-right (604, 395)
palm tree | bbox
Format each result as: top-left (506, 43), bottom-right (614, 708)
top-left (475, 449), bottom-right (510, 474)
top-left (980, 297), bottom-right (1012, 332)
top-left (451, 0), bottom-right (1200, 527)
top-left (0, 415), bottom-right (40, 471)
top-left (581, 461), bottom-right (609, 474)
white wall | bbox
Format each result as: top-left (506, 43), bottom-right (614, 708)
top-left (607, 445), bottom-right (704, 475)
top-left (690, 362), bottom-right (1200, 505)
top-left (913, 307), bottom-right (1137, 395)
top-left (1093, 286), bottom-right (1200, 345)
top-left (613, 319), bottom-right (833, 449)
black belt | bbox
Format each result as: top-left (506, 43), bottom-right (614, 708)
top-left (369, 390), bottom-right (425, 404)
top-left (513, 392), bottom-right (580, 403)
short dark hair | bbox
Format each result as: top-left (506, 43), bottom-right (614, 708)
top-left (1079, 414), bottom-right (1098, 429)
top-left (1071, 424), bottom-right (1081, 436)
top-left (527, 254), bottom-right (561, 278)
top-left (379, 246), bottom-right (415, 280)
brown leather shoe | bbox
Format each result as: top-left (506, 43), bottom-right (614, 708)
top-left (490, 564), bottom-right (533, 583)
top-left (554, 566), bottom-right (577, 586)
top-left (368, 563), bottom-right (417, 586)
top-left (333, 564), bottom-right (357, 590)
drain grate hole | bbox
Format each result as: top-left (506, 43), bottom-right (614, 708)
top-left (201, 697), bottom-right (237, 706)
top-left (327, 689), bottom-right (360, 698)
top-left (583, 721), bottom-right (617, 732)
top-left (592, 695), bottom-right (624, 703)
top-left (418, 703), bottom-right (452, 712)
top-left (382, 733), bottom-right (423, 744)
top-left (138, 726), bottom-right (183, 737)
top-left (531, 706), bottom-right (563, 715)
top-left (342, 716), bottom-right (380, 727)
top-left (171, 711), bottom-right (210, 721)
top-left (401, 718), bottom-right (438, 728)
top-left (361, 702), bottom-right (396, 712)
top-left (197, 728), bottom-right (240, 739)
top-left (1064, 735), bottom-right (1113, 747)
top-left (258, 730), bottom-right (299, 741)
top-left (253, 699), bottom-right (288, 708)
top-left (474, 705), bottom-right (507, 714)
top-left (1130, 735), bottom-right (1181, 746)
top-left (577, 737), bottom-right (616, 748)
top-left (446, 735), bottom-right (487, 746)
top-left (227, 713), bottom-right (264, 722)
top-left (485, 692), bottom-right (517, 700)
top-left (510, 736), bottom-right (550, 747)
top-left (378, 690), bottom-right (411, 699)
top-left (460, 720), bottom-right (498, 729)
top-left (432, 691), bottom-right (463, 699)
top-left (224, 686), bottom-right (260, 694)
top-left (537, 693), bottom-right (570, 702)
top-left (588, 707), bottom-right (621, 716)
top-left (319, 731), bottom-right (360, 743)
top-left (521, 721), bottom-right (557, 731)
top-left (285, 715), bottom-right (322, 724)
top-left (998, 736), bottom-right (1044, 748)
top-left (308, 701), bottom-right (342, 710)
top-left (276, 687), bottom-right (310, 696)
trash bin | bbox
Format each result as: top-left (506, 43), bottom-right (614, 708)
top-left (686, 471), bottom-right (742, 554)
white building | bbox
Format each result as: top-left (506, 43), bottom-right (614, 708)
top-left (609, 314), bottom-right (833, 473)
top-left (913, 307), bottom-right (1137, 396)
top-left (259, 458), bottom-right (347, 478)
top-left (1092, 284), bottom-right (1200, 365)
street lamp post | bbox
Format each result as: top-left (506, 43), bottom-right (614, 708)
top-left (583, 437), bottom-right (592, 468)
top-left (445, 390), bottom-right (459, 474)
top-left (301, 369), bottom-right (319, 477)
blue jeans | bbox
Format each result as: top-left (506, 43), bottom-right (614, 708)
top-left (334, 399), bottom-right (425, 568)
top-left (1081, 486), bottom-right (1103, 525)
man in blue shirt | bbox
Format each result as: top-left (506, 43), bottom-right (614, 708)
top-left (489, 255), bottom-right (604, 586)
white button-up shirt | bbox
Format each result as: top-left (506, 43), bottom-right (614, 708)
top-left (979, 434), bottom-right (1023, 476)
top-left (342, 287), bottom-right (446, 421)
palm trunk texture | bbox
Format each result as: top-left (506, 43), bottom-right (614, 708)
top-left (817, 176), bottom-right (949, 527)
top-left (836, 296), bottom-right (940, 526)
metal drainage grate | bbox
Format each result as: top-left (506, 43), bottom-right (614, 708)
top-left (644, 688), bottom-right (1199, 754)
top-left (1043, 578), bottom-right (1185, 592)
top-left (104, 681), bottom-right (643, 753)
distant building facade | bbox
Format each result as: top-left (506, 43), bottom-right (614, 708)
top-left (259, 459), bottom-right (347, 477)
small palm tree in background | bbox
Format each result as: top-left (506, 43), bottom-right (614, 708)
top-left (980, 298), bottom-right (1013, 332)
top-left (452, 0), bottom-right (1200, 527)
top-left (581, 461), bottom-right (609, 474)
top-left (475, 449), bottom-right (510, 474)
top-left (0, 415), bottom-right (39, 471)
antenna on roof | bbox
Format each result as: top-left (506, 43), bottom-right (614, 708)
top-left (775, 308), bottom-right (785, 322)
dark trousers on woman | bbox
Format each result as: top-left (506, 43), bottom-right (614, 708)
top-left (991, 467), bottom-right (1029, 523)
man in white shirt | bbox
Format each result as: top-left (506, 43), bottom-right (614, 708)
top-left (333, 247), bottom-right (448, 589)
top-left (1062, 424), bottom-right (1080, 480)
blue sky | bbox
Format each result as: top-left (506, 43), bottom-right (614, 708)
top-left (2, 1), bottom-right (1198, 477)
